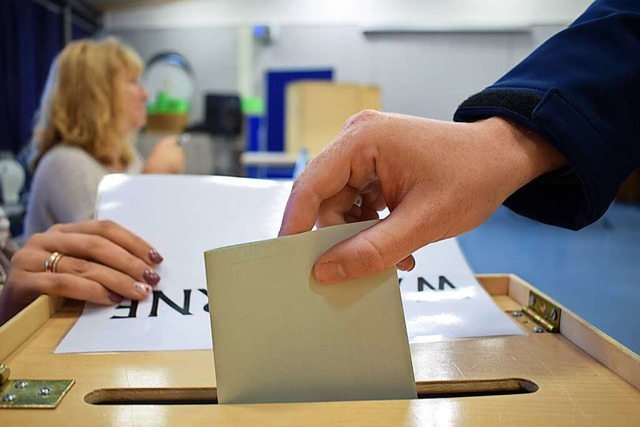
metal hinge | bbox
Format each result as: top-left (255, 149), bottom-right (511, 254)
top-left (520, 291), bottom-right (561, 333)
top-left (0, 364), bottom-right (75, 409)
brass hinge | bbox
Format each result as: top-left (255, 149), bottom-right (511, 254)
top-left (520, 291), bottom-right (561, 333)
top-left (0, 364), bottom-right (75, 409)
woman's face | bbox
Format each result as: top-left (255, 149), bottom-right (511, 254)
top-left (119, 72), bottom-right (148, 132)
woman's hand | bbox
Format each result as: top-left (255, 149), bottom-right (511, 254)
top-left (279, 111), bottom-right (566, 284)
top-left (143, 136), bottom-right (186, 174)
top-left (0, 220), bottom-right (163, 325)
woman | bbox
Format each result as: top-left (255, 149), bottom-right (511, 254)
top-left (0, 219), bottom-right (163, 325)
top-left (25, 37), bottom-right (184, 237)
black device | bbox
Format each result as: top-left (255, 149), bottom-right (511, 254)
top-left (187, 93), bottom-right (243, 138)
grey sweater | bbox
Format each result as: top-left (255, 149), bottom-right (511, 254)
top-left (24, 145), bottom-right (142, 237)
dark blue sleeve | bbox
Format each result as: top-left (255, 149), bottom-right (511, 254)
top-left (453, 0), bottom-right (640, 230)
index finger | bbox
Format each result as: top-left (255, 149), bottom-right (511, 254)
top-left (279, 111), bottom-right (383, 237)
top-left (278, 150), bottom-right (352, 236)
top-left (49, 220), bottom-right (161, 265)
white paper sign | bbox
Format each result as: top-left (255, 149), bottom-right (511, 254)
top-left (55, 175), bottom-right (521, 354)
top-left (55, 175), bottom-right (292, 353)
top-left (398, 240), bottom-right (523, 342)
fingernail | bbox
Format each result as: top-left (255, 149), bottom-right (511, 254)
top-left (133, 282), bottom-right (152, 296)
top-left (315, 261), bottom-right (346, 283)
top-left (149, 249), bottom-right (164, 263)
top-left (107, 290), bottom-right (123, 303)
top-left (143, 269), bottom-right (160, 286)
top-left (397, 262), bottom-right (414, 272)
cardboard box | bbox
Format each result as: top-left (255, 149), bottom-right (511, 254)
top-left (286, 82), bottom-right (381, 156)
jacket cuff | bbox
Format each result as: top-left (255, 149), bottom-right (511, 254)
top-left (454, 88), bottom-right (616, 230)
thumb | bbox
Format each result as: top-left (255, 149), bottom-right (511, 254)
top-left (313, 202), bottom-right (430, 284)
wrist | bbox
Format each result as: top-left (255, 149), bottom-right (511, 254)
top-left (482, 116), bottom-right (567, 192)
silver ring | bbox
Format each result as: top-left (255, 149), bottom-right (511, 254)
top-left (177, 133), bottom-right (191, 146)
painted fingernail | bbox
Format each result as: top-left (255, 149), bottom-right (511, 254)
top-left (143, 269), bottom-right (160, 286)
top-left (107, 290), bottom-right (123, 303)
top-left (149, 249), bottom-right (164, 264)
top-left (133, 282), bottom-right (152, 296)
top-left (315, 261), bottom-right (346, 284)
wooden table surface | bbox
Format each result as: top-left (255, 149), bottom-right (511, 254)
top-left (1, 275), bottom-right (639, 426)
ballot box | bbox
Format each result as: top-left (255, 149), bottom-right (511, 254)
top-left (0, 274), bottom-right (639, 426)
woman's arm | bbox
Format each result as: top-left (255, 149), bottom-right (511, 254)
top-left (143, 136), bottom-right (186, 174)
top-left (0, 220), bottom-right (163, 325)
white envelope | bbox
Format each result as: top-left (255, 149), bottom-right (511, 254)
top-left (205, 220), bottom-right (417, 404)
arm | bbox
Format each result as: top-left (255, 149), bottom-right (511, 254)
top-left (142, 136), bottom-right (186, 174)
top-left (27, 147), bottom-right (106, 234)
top-left (455, 0), bottom-right (640, 229)
top-left (279, 111), bottom-right (565, 283)
top-left (0, 220), bottom-right (163, 325)
top-left (279, 0), bottom-right (638, 284)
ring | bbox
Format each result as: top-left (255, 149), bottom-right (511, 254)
top-left (177, 133), bottom-right (191, 146)
top-left (44, 252), bottom-right (64, 273)
top-left (353, 194), bottom-right (363, 208)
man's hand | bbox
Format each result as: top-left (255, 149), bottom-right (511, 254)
top-left (279, 111), bottom-right (566, 284)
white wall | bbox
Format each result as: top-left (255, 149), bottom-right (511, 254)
top-left (106, 0), bottom-right (593, 29)
top-left (367, 32), bottom-right (526, 118)
top-left (114, 27), bottom-right (238, 122)
top-left (108, 1), bottom-right (590, 123)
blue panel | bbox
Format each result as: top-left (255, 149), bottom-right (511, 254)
top-left (72, 24), bottom-right (92, 40)
top-left (246, 115), bottom-right (264, 152)
top-left (245, 165), bottom-right (295, 180)
top-left (16, 1), bottom-right (62, 146)
top-left (265, 69), bottom-right (333, 153)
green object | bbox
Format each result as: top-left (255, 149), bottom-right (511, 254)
top-left (241, 96), bottom-right (264, 115)
top-left (148, 91), bottom-right (190, 114)
top-left (173, 99), bottom-right (190, 114)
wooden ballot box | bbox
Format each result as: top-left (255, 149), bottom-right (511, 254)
top-left (1, 275), bottom-right (639, 426)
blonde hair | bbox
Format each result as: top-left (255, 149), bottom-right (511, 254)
top-left (32, 37), bottom-right (143, 170)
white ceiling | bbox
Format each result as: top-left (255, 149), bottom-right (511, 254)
top-left (89, 0), bottom-right (185, 12)
top-left (104, 0), bottom-right (593, 30)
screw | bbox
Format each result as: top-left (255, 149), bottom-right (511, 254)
top-left (550, 309), bottom-right (558, 321)
top-left (512, 311), bottom-right (523, 317)
top-left (38, 386), bottom-right (52, 396)
top-left (533, 326), bottom-right (544, 333)
top-left (2, 393), bottom-right (16, 402)
top-left (529, 294), bottom-right (536, 306)
top-left (15, 381), bottom-right (28, 389)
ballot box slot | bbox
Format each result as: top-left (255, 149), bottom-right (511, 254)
top-left (84, 378), bottom-right (538, 405)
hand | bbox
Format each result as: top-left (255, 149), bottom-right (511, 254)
top-left (279, 111), bottom-right (566, 284)
top-left (143, 136), bottom-right (186, 174)
top-left (0, 220), bottom-right (163, 325)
